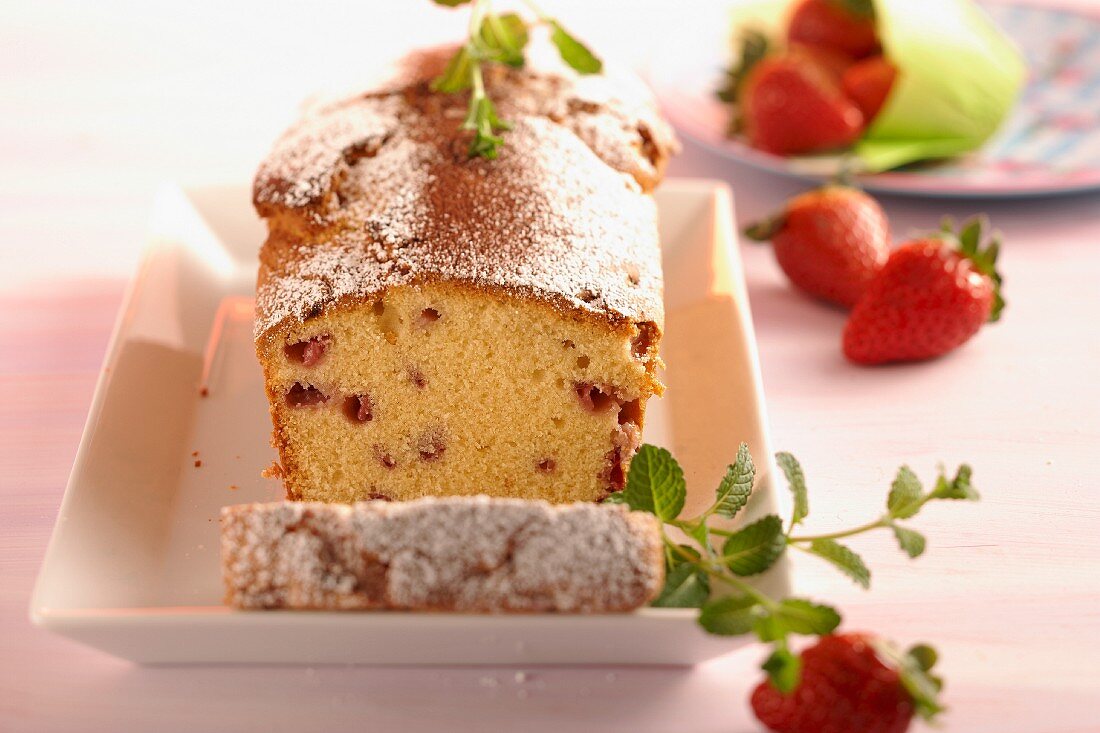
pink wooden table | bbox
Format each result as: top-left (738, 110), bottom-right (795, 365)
top-left (3, 1), bottom-right (1099, 731)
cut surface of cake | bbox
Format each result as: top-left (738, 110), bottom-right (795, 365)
top-left (253, 46), bottom-right (678, 503)
top-left (221, 498), bottom-right (664, 612)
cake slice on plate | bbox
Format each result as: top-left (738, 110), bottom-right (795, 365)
top-left (252, 47), bottom-right (677, 503)
top-left (222, 497), bottom-right (664, 612)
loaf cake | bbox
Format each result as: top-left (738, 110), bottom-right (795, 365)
top-left (221, 497), bottom-right (664, 612)
top-left (252, 46), bottom-right (677, 503)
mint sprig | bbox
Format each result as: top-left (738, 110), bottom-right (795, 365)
top-left (430, 0), bottom-right (603, 159)
top-left (619, 442), bottom-right (978, 708)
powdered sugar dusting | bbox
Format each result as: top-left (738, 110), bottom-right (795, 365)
top-left (252, 45), bottom-right (676, 340)
top-left (221, 497), bottom-right (664, 612)
top-left (254, 96), bottom-right (403, 212)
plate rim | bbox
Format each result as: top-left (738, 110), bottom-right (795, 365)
top-left (647, 0), bottom-right (1100, 199)
top-left (29, 178), bottom-right (789, 664)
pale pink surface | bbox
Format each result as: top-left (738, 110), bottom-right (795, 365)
top-left (3, 1), bottom-right (1100, 731)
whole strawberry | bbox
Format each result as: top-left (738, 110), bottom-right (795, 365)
top-left (788, 0), bottom-right (881, 60)
top-left (746, 185), bottom-right (889, 307)
top-left (843, 217), bottom-right (1005, 364)
top-left (752, 633), bottom-right (944, 733)
top-left (842, 55), bottom-right (898, 121)
top-left (741, 53), bottom-right (865, 156)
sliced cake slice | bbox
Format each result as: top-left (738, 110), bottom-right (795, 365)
top-left (221, 497), bottom-right (665, 612)
top-left (252, 47), bottom-right (677, 503)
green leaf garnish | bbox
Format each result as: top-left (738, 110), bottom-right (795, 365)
top-left (892, 525), bottom-right (927, 558)
top-left (479, 12), bottom-right (528, 67)
top-left (776, 451), bottom-right (808, 527)
top-left (930, 464), bottom-right (980, 501)
top-left (429, 0), bottom-right (602, 158)
top-left (621, 444), bottom-right (686, 521)
top-left (698, 595), bottom-right (758, 635)
top-left (462, 95), bottom-right (510, 159)
top-left (768, 599), bottom-right (842, 637)
top-left (549, 21), bottom-right (602, 74)
top-left (713, 443), bottom-right (754, 518)
top-left (721, 515), bottom-right (785, 576)
top-left (431, 46), bottom-right (474, 93)
top-left (624, 441), bottom-right (977, 702)
top-left (806, 538), bottom-right (871, 589)
top-left (887, 466), bottom-right (924, 519)
top-left (652, 564), bottom-right (710, 608)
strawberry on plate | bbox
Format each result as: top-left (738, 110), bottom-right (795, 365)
top-left (752, 632), bottom-right (945, 733)
top-left (787, 0), bottom-right (881, 60)
top-left (843, 55), bottom-right (898, 121)
top-left (740, 53), bottom-right (865, 156)
top-left (843, 217), bottom-right (1005, 365)
top-left (746, 185), bottom-right (889, 307)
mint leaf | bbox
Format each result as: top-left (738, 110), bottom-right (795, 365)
top-left (713, 442), bottom-right (754, 518)
top-left (652, 564), bottom-right (710, 608)
top-left (752, 612), bottom-right (785, 642)
top-left (621, 444), bottom-right (686, 521)
top-left (601, 493), bottom-right (625, 505)
top-left (698, 595), bottom-right (758, 635)
top-left (549, 21), bottom-right (602, 74)
top-left (479, 12), bottom-right (528, 67)
top-left (431, 46), bottom-right (474, 93)
top-left (682, 522), bottom-right (710, 549)
top-left (892, 525), bottom-right (927, 558)
top-left (931, 464), bottom-right (979, 501)
top-left (807, 538), bottom-right (871, 589)
top-left (887, 466), bottom-right (924, 519)
top-left (720, 515), bottom-right (785, 576)
top-left (776, 451), bottom-right (808, 527)
top-left (668, 543), bottom-right (701, 569)
top-left (772, 598), bottom-right (841, 636)
top-left (762, 648), bottom-right (802, 694)
top-left (462, 96), bottom-right (510, 159)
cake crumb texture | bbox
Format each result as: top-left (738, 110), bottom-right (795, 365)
top-left (252, 45), bottom-right (675, 503)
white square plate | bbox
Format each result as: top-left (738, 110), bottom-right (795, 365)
top-left (30, 179), bottom-right (790, 665)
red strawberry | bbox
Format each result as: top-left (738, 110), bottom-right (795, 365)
top-left (745, 185), bottom-right (889, 308)
top-left (842, 55), bottom-right (898, 121)
top-left (741, 54), bottom-right (865, 156)
top-left (843, 217), bottom-right (1005, 365)
top-left (788, 0), bottom-right (881, 60)
top-left (752, 633), bottom-right (944, 733)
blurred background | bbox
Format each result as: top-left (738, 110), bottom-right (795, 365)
top-left (3, 2), bottom-right (1099, 732)
top-left (3, 0), bottom-right (686, 283)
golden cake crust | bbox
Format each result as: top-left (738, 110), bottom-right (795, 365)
top-left (221, 497), bottom-right (665, 612)
top-left (252, 45), bottom-right (677, 346)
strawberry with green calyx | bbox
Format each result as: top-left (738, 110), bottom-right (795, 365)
top-left (842, 55), bottom-right (898, 121)
top-left (745, 184), bottom-right (889, 308)
top-left (614, 442), bottom-right (976, 730)
top-left (751, 633), bottom-right (944, 733)
top-left (843, 216), bottom-right (1005, 365)
top-left (740, 52), bottom-right (865, 156)
top-left (787, 0), bottom-right (881, 61)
